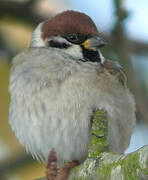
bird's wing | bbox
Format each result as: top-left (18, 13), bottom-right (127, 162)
top-left (103, 59), bottom-right (127, 86)
top-left (93, 59), bottom-right (136, 154)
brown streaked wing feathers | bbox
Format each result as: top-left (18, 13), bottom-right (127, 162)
top-left (103, 60), bottom-right (127, 86)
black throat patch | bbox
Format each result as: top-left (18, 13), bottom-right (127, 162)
top-left (81, 46), bottom-right (101, 62)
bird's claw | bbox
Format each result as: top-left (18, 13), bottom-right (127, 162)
top-left (46, 148), bottom-right (57, 180)
top-left (46, 148), bottom-right (79, 180)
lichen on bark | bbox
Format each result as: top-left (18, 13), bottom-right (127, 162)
top-left (69, 110), bottom-right (148, 180)
top-left (36, 110), bottom-right (148, 180)
top-left (69, 146), bottom-right (148, 180)
top-left (89, 110), bottom-right (109, 158)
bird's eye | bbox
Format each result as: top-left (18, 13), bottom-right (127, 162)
top-left (67, 33), bottom-right (79, 43)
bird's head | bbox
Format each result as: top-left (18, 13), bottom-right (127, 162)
top-left (31, 10), bottom-right (107, 63)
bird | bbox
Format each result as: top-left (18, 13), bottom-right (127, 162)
top-left (9, 10), bottom-right (136, 179)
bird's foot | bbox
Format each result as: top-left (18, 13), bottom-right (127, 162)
top-left (46, 148), bottom-right (57, 180)
top-left (55, 161), bottom-right (79, 180)
top-left (46, 148), bottom-right (79, 180)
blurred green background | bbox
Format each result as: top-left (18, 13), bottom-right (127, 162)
top-left (0, 0), bottom-right (148, 179)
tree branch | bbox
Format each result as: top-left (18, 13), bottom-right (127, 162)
top-left (36, 111), bottom-right (148, 180)
top-left (68, 145), bottom-right (148, 180)
top-left (36, 146), bottom-right (148, 180)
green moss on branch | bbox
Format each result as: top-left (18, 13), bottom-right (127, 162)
top-left (36, 110), bottom-right (148, 180)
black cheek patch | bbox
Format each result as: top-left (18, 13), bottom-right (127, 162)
top-left (48, 40), bottom-right (71, 49)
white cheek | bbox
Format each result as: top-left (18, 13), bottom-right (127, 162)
top-left (46, 36), bottom-right (83, 59)
top-left (64, 45), bottom-right (83, 59)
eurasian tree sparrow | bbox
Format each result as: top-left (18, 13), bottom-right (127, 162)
top-left (9, 10), bottom-right (136, 179)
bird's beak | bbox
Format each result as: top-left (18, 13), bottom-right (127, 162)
top-left (82, 36), bottom-right (107, 50)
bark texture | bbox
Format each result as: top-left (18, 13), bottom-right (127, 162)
top-left (36, 111), bottom-right (148, 180)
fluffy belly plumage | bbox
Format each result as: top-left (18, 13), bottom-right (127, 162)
top-left (9, 48), bottom-right (136, 167)
top-left (9, 80), bottom-right (92, 167)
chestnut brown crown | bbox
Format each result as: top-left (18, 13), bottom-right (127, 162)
top-left (41, 10), bottom-right (99, 40)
